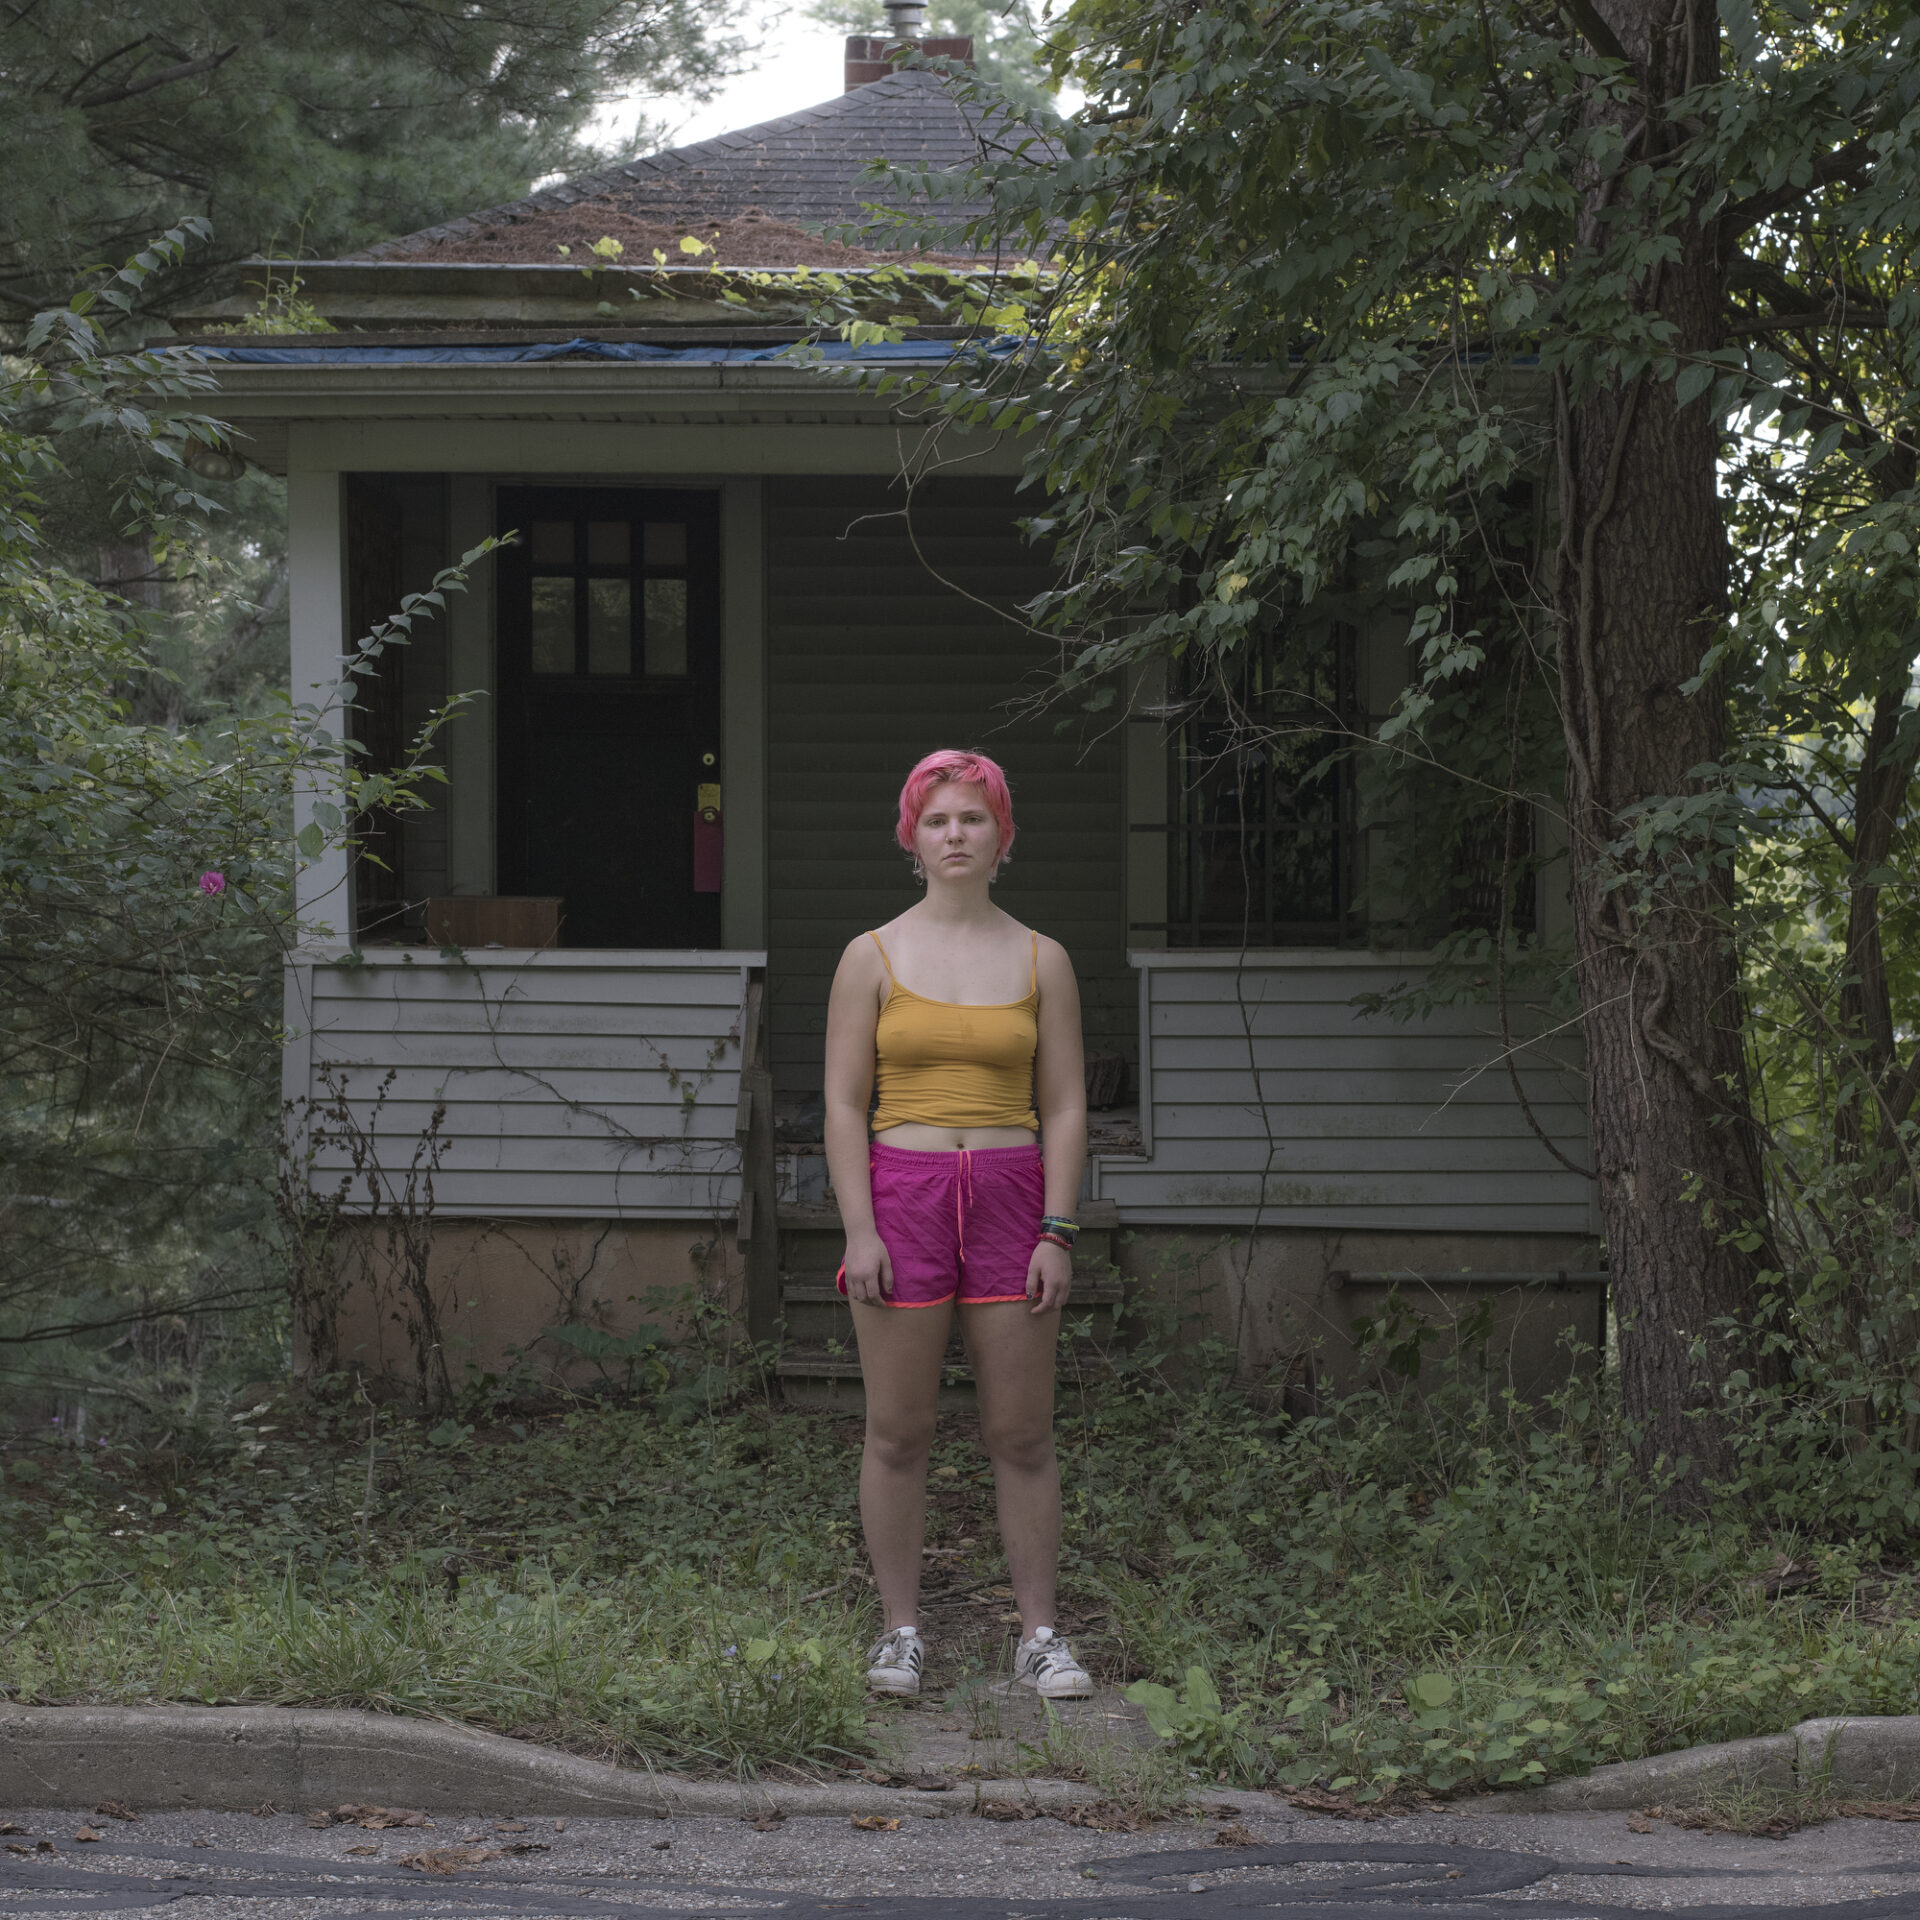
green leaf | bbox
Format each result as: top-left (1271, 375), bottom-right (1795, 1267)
top-left (1405, 1673), bottom-right (1456, 1711)
top-left (1673, 362), bottom-right (1715, 408)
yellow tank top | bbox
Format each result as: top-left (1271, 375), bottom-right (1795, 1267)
top-left (868, 929), bottom-right (1040, 1133)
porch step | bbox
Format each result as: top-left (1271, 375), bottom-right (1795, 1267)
top-left (774, 1337), bottom-right (1123, 1409)
top-left (772, 1197), bottom-right (1129, 1402)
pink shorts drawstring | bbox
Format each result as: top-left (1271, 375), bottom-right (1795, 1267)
top-left (837, 1140), bottom-right (1043, 1308)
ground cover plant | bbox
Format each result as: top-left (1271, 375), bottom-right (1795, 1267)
top-left (7, 1314), bottom-right (1920, 1799)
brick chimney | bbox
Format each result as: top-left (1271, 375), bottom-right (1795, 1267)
top-left (845, 0), bottom-right (974, 89)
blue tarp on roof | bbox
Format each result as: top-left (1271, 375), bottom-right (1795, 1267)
top-left (193, 337), bottom-right (991, 365)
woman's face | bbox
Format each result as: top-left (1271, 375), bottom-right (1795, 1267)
top-left (914, 781), bottom-right (1002, 882)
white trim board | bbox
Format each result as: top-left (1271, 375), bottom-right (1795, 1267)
top-left (283, 421), bottom-right (1026, 476)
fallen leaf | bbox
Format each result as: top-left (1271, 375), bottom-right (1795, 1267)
top-left (346, 1845), bottom-right (380, 1856)
top-left (191, 1839), bottom-right (212, 1849)
top-left (249, 1804), bottom-right (278, 1819)
top-left (748, 1815), bottom-right (785, 1831)
top-left (327, 1805), bottom-right (432, 1831)
top-left (0, 1824), bottom-right (22, 1836)
top-left (911, 1775), bottom-right (952, 1792)
top-left (1212, 1824), bottom-right (1256, 1847)
top-left (938, 1721), bottom-right (964, 1732)
top-left (73, 1829), bottom-right (102, 1844)
top-left (5, 1845), bottom-right (29, 1857)
top-left (1833, 1802), bottom-right (1920, 1822)
top-left (651, 1839), bottom-right (672, 1850)
top-left (93, 1803), bottom-right (138, 1823)
top-left (860, 1770), bottom-right (911, 1788)
top-left (1052, 1802), bottom-right (1153, 1834)
top-left (977, 1800), bottom-right (1040, 1823)
top-left (850, 1815), bottom-right (901, 1832)
top-left (1275, 1786), bottom-right (1393, 1822)
top-left (35, 1841), bottom-right (54, 1854)
top-left (398, 1842), bottom-right (549, 1874)
top-left (1626, 1815), bottom-right (1657, 1834)
top-left (493, 1821), bottom-right (530, 1833)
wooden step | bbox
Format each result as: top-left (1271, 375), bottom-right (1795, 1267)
top-left (776, 1339), bottom-right (1121, 1406)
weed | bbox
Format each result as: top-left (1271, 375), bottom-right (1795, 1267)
top-left (6, 1357), bottom-right (1920, 1792)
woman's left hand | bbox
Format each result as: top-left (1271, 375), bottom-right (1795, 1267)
top-left (1025, 1237), bottom-right (1073, 1314)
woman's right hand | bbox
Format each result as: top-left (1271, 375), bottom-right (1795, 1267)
top-left (841, 1229), bottom-right (894, 1304)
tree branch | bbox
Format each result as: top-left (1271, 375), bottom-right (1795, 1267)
top-left (1560, 0), bottom-right (1629, 64)
top-left (1721, 138), bottom-right (1874, 237)
top-left (79, 44), bottom-right (237, 111)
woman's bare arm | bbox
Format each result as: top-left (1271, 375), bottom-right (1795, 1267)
top-left (1027, 935), bottom-right (1087, 1310)
top-left (823, 934), bottom-right (892, 1301)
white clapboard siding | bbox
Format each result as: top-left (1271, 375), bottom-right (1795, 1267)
top-left (285, 950), bottom-right (761, 1218)
top-left (1095, 954), bottom-right (1593, 1232)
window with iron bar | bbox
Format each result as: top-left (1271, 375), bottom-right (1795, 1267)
top-left (1130, 625), bottom-right (1360, 948)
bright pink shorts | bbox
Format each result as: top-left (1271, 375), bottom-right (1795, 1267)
top-left (836, 1141), bottom-right (1046, 1308)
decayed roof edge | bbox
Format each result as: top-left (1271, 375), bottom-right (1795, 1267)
top-left (359, 69), bottom-right (992, 262)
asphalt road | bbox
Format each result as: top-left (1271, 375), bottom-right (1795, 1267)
top-left (7, 1798), bottom-right (1920, 1920)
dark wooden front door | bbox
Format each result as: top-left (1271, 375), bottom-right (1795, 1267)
top-left (496, 487), bottom-right (721, 948)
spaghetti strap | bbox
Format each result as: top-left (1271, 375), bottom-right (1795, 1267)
top-left (868, 929), bottom-right (897, 982)
top-left (1030, 931), bottom-right (1038, 996)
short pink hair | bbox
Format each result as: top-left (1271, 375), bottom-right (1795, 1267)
top-left (895, 749), bottom-right (1016, 864)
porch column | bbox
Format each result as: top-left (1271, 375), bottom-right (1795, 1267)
top-left (446, 475), bottom-right (496, 895)
top-left (286, 468), bottom-right (351, 941)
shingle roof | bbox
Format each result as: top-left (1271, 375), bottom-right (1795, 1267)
top-left (364, 69), bottom-right (993, 260)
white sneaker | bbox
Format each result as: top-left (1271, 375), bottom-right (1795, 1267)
top-left (865, 1625), bottom-right (925, 1695)
top-left (1013, 1626), bottom-right (1093, 1698)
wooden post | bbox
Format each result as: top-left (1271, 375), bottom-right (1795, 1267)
top-left (734, 967), bottom-right (781, 1345)
top-left (286, 468), bottom-right (351, 943)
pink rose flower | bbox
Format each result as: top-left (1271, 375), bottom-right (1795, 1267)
top-left (198, 870), bottom-right (227, 896)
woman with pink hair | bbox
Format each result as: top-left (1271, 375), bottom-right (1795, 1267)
top-left (823, 748), bottom-right (1093, 1700)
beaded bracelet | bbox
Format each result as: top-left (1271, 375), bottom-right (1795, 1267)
top-left (1039, 1214), bottom-right (1080, 1243)
top-left (1037, 1230), bottom-right (1074, 1252)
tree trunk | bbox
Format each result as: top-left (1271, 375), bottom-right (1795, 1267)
top-left (1553, 0), bottom-right (1775, 1488)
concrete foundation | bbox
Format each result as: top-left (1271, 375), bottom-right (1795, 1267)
top-left (315, 1217), bottom-right (744, 1397)
top-left (1114, 1228), bottom-right (1605, 1400)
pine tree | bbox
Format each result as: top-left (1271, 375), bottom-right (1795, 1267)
top-left (0, 0), bottom-right (747, 326)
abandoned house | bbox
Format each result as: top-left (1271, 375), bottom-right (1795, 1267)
top-left (178, 8), bottom-right (1600, 1402)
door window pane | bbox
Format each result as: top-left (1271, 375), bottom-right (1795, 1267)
top-left (530, 521), bottom-right (574, 564)
top-left (644, 578), bottom-right (688, 675)
top-left (587, 520), bottom-right (629, 565)
top-left (643, 522), bottom-right (688, 567)
top-left (531, 577), bottom-right (576, 674)
top-left (587, 578), bottom-right (632, 675)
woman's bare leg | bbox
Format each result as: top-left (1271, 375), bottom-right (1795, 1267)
top-left (851, 1297), bottom-right (954, 1631)
top-left (961, 1301), bottom-right (1062, 1638)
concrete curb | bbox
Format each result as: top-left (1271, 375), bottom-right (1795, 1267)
top-left (1461, 1716), bottom-right (1920, 1812)
top-left (12, 1703), bottom-right (1919, 1821)
top-left (0, 1705), bottom-right (1273, 1820)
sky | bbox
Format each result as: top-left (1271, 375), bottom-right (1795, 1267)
top-left (601, 3), bottom-right (852, 160)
